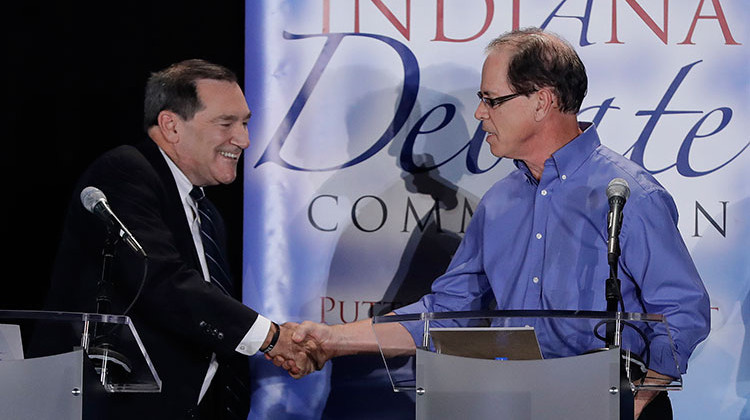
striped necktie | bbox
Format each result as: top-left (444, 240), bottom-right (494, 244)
top-left (189, 187), bottom-right (234, 297)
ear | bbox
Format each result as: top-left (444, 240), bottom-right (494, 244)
top-left (157, 111), bottom-right (181, 144)
top-left (533, 88), bottom-right (556, 122)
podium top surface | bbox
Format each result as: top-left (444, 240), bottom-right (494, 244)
top-left (0, 309), bottom-right (161, 393)
top-left (373, 309), bottom-right (666, 324)
top-left (0, 310), bottom-right (133, 325)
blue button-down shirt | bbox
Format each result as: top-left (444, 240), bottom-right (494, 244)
top-left (396, 122), bottom-right (710, 377)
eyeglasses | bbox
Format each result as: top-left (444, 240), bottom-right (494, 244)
top-left (476, 91), bottom-right (527, 108)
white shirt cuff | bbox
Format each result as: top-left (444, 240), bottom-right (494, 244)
top-left (235, 315), bottom-right (272, 355)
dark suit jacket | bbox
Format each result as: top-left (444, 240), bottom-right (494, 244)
top-left (42, 139), bottom-right (255, 419)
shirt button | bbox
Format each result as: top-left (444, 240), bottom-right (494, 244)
top-left (561, 175), bottom-right (567, 180)
top-left (541, 190), bottom-right (548, 196)
top-left (532, 276), bottom-right (539, 283)
top-left (239, 345), bottom-right (246, 351)
top-left (536, 233), bottom-right (542, 239)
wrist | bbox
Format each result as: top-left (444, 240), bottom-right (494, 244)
top-left (327, 323), bottom-right (350, 357)
top-left (260, 322), bottom-right (280, 354)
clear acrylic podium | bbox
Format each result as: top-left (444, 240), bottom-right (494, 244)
top-left (372, 310), bottom-right (681, 420)
top-left (0, 310), bottom-right (161, 420)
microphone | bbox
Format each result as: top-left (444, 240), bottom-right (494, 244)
top-left (606, 178), bottom-right (630, 266)
top-left (81, 186), bottom-right (147, 257)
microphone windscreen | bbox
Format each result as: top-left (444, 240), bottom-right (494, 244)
top-left (80, 186), bottom-right (107, 213)
top-left (606, 178), bottom-right (630, 201)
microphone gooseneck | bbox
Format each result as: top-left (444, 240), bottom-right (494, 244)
top-left (80, 186), bottom-right (147, 257)
top-left (79, 186), bottom-right (143, 381)
top-left (604, 178), bottom-right (630, 347)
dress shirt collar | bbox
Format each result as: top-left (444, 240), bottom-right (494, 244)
top-left (514, 121), bottom-right (600, 183)
top-left (158, 147), bottom-right (195, 208)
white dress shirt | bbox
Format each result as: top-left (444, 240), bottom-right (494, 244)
top-left (159, 148), bottom-right (271, 402)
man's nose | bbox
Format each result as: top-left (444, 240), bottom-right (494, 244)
top-left (474, 102), bottom-right (488, 121)
top-left (232, 124), bottom-right (250, 149)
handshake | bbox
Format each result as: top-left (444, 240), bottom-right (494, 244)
top-left (262, 321), bottom-right (338, 378)
top-left (260, 317), bottom-right (416, 378)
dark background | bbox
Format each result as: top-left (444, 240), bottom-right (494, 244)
top-left (2, 4), bottom-right (416, 418)
top-left (3, 1), bottom-right (246, 310)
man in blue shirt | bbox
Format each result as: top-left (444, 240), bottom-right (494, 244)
top-left (281, 28), bottom-right (710, 419)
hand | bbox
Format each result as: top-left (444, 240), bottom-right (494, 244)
top-left (634, 389), bottom-right (657, 419)
top-left (633, 369), bottom-right (672, 419)
top-left (268, 318), bottom-right (413, 378)
top-left (291, 321), bottom-right (339, 372)
top-left (263, 322), bottom-right (318, 378)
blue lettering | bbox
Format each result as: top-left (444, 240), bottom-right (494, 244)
top-left (255, 31), bottom-right (420, 171)
top-left (677, 108), bottom-right (748, 177)
top-left (466, 122), bottom-right (502, 174)
top-left (401, 104), bottom-right (501, 174)
top-left (579, 97), bottom-right (621, 127)
top-left (541, 0), bottom-right (595, 47)
top-left (627, 61), bottom-right (703, 174)
top-left (400, 103), bottom-right (460, 172)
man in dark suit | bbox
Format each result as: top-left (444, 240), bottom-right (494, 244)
top-left (42, 59), bottom-right (313, 419)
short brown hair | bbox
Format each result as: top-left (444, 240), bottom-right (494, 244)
top-left (487, 28), bottom-right (587, 114)
top-left (143, 59), bottom-right (238, 131)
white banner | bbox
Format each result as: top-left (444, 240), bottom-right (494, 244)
top-left (244, 1), bottom-right (748, 418)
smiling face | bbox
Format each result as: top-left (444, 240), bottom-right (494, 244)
top-left (170, 79), bottom-right (251, 186)
top-left (474, 46), bottom-right (538, 160)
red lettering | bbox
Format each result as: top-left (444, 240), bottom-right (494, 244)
top-left (322, 0), bottom-right (331, 33)
top-left (433, 0), bottom-right (494, 43)
top-left (361, 301), bottom-right (377, 317)
top-left (607, 0), bottom-right (668, 44)
top-left (355, 0), bottom-right (411, 40)
top-left (321, 297), bottom-right (400, 323)
top-left (340, 300), bottom-right (361, 323)
top-left (323, 0), bottom-right (739, 45)
top-left (321, 296), bottom-right (335, 322)
top-left (679, 0), bottom-right (740, 45)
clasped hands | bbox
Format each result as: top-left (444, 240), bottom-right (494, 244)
top-left (263, 321), bottom-right (334, 378)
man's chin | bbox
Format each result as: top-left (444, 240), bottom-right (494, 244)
top-left (211, 172), bottom-right (238, 186)
top-left (488, 144), bottom-right (505, 158)
top-left (221, 175), bottom-right (238, 185)
top-left (215, 163), bottom-right (239, 184)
